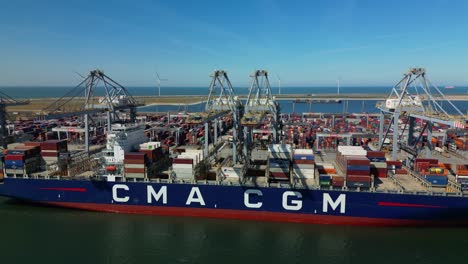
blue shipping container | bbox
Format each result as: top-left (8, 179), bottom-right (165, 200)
top-left (5, 160), bottom-right (24, 168)
top-left (424, 176), bottom-right (448, 185)
top-left (293, 155), bottom-right (314, 161)
top-left (319, 175), bottom-right (332, 181)
top-left (347, 165), bottom-right (370, 171)
top-left (368, 157), bottom-right (386, 162)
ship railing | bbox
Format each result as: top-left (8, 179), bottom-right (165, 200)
top-left (387, 172), bottom-right (406, 192)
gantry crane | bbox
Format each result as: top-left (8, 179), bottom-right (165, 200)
top-left (42, 69), bottom-right (143, 153)
top-left (241, 70), bottom-right (280, 165)
top-left (377, 68), bottom-right (467, 163)
top-left (0, 90), bottom-right (30, 148)
top-left (205, 70), bottom-right (243, 163)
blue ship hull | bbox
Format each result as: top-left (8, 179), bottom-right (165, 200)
top-left (1, 178), bottom-right (468, 226)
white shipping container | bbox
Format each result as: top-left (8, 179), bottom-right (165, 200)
top-left (294, 149), bottom-right (314, 155)
top-left (315, 163), bottom-right (335, 169)
top-left (173, 167), bottom-right (193, 173)
top-left (269, 168), bottom-right (290, 173)
top-left (292, 171), bottom-right (315, 179)
top-left (125, 173), bottom-right (146, 178)
top-left (140, 142), bottom-right (161, 150)
top-left (124, 164), bottom-right (145, 169)
top-left (174, 173), bottom-right (193, 179)
top-left (269, 160), bottom-right (290, 168)
top-left (293, 168), bottom-right (315, 174)
top-left (269, 153), bottom-right (292, 160)
top-left (268, 144), bottom-right (292, 153)
top-left (293, 164), bottom-right (315, 170)
top-left (337, 146), bottom-right (367, 156)
top-left (173, 163), bottom-right (193, 169)
top-left (370, 162), bottom-right (387, 168)
top-left (221, 167), bottom-right (242, 178)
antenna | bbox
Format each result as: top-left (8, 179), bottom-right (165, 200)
top-left (155, 71), bottom-right (168, 97)
top-left (276, 74), bottom-right (281, 95)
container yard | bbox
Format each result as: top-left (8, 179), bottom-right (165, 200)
top-left (0, 67), bottom-right (467, 226)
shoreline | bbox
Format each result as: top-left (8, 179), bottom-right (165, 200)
top-left (6, 94), bottom-right (467, 113)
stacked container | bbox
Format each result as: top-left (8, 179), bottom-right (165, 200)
top-left (455, 137), bottom-right (468, 150)
top-left (139, 145), bottom-right (163, 162)
top-left (456, 165), bottom-right (468, 191)
top-left (40, 140), bottom-right (68, 164)
top-left (336, 146), bottom-right (371, 188)
top-left (413, 158), bottom-right (448, 186)
top-left (5, 146), bottom-right (41, 176)
top-left (367, 151), bottom-right (387, 178)
top-left (139, 142), bottom-right (161, 150)
top-left (316, 164), bottom-right (339, 187)
top-left (268, 144), bottom-right (292, 181)
top-left (386, 160), bottom-right (403, 174)
top-left (414, 158), bottom-right (438, 170)
top-left (124, 152), bottom-right (147, 179)
top-left (221, 166), bottom-right (243, 180)
top-left (291, 149), bottom-right (315, 179)
top-left (172, 149), bottom-right (203, 179)
top-left (420, 167), bottom-right (448, 186)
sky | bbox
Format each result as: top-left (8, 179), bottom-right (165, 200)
top-left (1, 0), bottom-right (468, 87)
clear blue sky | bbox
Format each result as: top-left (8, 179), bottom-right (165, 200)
top-left (1, 0), bottom-right (468, 87)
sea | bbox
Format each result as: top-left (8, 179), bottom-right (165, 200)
top-left (0, 86), bottom-right (468, 264)
top-left (1, 86), bottom-right (467, 114)
top-left (2, 197), bottom-right (468, 264)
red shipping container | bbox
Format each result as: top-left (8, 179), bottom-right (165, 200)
top-left (346, 170), bottom-right (369, 176)
top-left (124, 168), bottom-right (146, 173)
top-left (331, 176), bottom-right (345, 187)
top-left (41, 140), bottom-right (68, 151)
top-left (41, 152), bottom-right (59, 157)
top-left (5, 154), bottom-right (25, 161)
top-left (269, 172), bottom-right (289, 179)
top-left (124, 152), bottom-right (147, 160)
top-left (366, 151), bottom-right (386, 158)
top-left (24, 142), bottom-right (41, 147)
top-left (371, 168), bottom-right (387, 178)
top-left (293, 160), bottom-right (315, 165)
top-left (416, 162), bottom-right (430, 171)
top-left (347, 175), bottom-right (371, 182)
top-left (395, 169), bottom-right (408, 174)
top-left (173, 158), bottom-right (193, 164)
top-left (139, 149), bottom-right (162, 161)
top-left (345, 157), bottom-right (370, 165)
top-left (415, 158), bottom-right (438, 165)
top-left (124, 159), bottom-right (146, 165)
top-left (386, 160), bottom-right (402, 166)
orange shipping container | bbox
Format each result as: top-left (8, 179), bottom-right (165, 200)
top-left (438, 163), bottom-right (452, 169)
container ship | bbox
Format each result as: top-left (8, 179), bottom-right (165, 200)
top-left (0, 68), bottom-right (467, 226)
top-left (0, 121), bottom-right (467, 226)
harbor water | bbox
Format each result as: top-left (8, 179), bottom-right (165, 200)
top-left (2, 197), bottom-right (468, 264)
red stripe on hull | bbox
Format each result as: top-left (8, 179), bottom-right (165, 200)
top-left (39, 187), bottom-right (86, 192)
top-left (378, 201), bottom-right (445, 208)
top-left (40, 201), bottom-right (459, 227)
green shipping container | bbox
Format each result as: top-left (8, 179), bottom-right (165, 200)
top-left (319, 180), bottom-right (331, 186)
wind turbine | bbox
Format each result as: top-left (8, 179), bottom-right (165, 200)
top-left (155, 72), bottom-right (168, 97)
top-left (74, 71), bottom-right (86, 80)
top-left (276, 74), bottom-right (281, 95)
top-left (336, 78), bottom-right (341, 95)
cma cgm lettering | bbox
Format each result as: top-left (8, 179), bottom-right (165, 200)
top-left (111, 184), bottom-right (347, 214)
